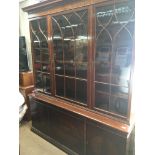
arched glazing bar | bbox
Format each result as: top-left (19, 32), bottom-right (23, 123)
top-left (94, 0), bottom-right (135, 117)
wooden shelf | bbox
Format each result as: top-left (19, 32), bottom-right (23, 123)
top-left (55, 74), bottom-right (87, 81)
top-left (34, 47), bottom-right (48, 50)
top-left (35, 61), bottom-right (50, 64)
top-left (36, 71), bottom-right (50, 75)
top-left (96, 90), bottom-right (128, 99)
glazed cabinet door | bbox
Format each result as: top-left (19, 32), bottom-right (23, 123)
top-left (86, 121), bottom-right (127, 155)
top-left (51, 8), bottom-right (89, 106)
top-left (30, 17), bottom-right (52, 95)
top-left (93, 0), bottom-right (135, 118)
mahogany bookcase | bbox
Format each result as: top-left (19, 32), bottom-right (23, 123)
top-left (23, 0), bottom-right (135, 154)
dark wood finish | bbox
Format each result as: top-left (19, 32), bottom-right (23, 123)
top-left (51, 8), bottom-right (89, 106)
top-left (87, 5), bottom-right (95, 109)
top-left (30, 98), bottom-right (85, 155)
top-left (30, 99), bottom-right (49, 134)
top-left (24, 0), bottom-right (135, 154)
top-left (22, 0), bottom-right (80, 14)
top-left (22, 0), bottom-right (63, 13)
top-left (24, 0), bottom-right (127, 18)
top-left (30, 93), bottom-right (134, 134)
top-left (30, 17), bottom-right (52, 95)
top-left (47, 15), bottom-right (55, 96)
top-left (86, 120), bottom-right (127, 155)
top-left (27, 0), bottom-right (135, 122)
top-left (29, 97), bottom-right (134, 155)
top-left (19, 85), bottom-right (34, 121)
top-left (48, 105), bottom-right (85, 155)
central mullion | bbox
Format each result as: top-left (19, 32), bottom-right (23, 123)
top-left (62, 30), bottom-right (66, 98)
top-left (88, 5), bottom-right (95, 109)
top-left (74, 39), bottom-right (77, 101)
top-left (47, 15), bottom-right (54, 96)
top-left (73, 27), bottom-right (77, 101)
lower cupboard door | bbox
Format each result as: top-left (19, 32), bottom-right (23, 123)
top-left (48, 106), bottom-right (85, 155)
top-left (30, 100), bottom-right (49, 135)
top-left (86, 122), bottom-right (127, 155)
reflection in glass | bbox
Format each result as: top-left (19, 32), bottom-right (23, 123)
top-left (76, 62), bottom-right (87, 78)
top-left (38, 18), bottom-right (48, 48)
top-left (35, 50), bottom-right (41, 62)
top-left (42, 64), bottom-right (50, 72)
top-left (30, 18), bottom-right (48, 48)
top-left (35, 63), bottom-right (42, 71)
top-left (42, 52), bottom-right (49, 62)
top-left (109, 96), bottom-right (128, 116)
top-left (95, 45), bottom-right (111, 83)
top-left (114, 1), bottom-right (134, 23)
top-left (65, 63), bottom-right (75, 76)
top-left (56, 76), bottom-right (64, 96)
top-left (52, 9), bottom-right (88, 104)
top-left (55, 62), bottom-right (64, 75)
top-left (76, 80), bottom-right (87, 104)
top-left (30, 18), bottom-right (52, 95)
top-left (35, 72), bottom-right (43, 90)
top-left (65, 78), bottom-right (75, 100)
top-left (53, 40), bottom-right (63, 61)
top-left (43, 75), bottom-right (51, 94)
top-left (64, 42), bottom-right (74, 61)
top-left (95, 83), bottom-right (110, 110)
top-left (111, 85), bottom-right (128, 96)
top-left (94, 1), bottom-right (134, 116)
top-left (112, 30), bottom-right (132, 86)
top-left (95, 93), bottom-right (109, 110)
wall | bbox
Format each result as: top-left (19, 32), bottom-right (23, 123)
top-left (19, 0), bottom-right (38, 70)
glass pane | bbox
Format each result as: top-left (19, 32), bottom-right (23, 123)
top-left (31, 20), bottom-right (40, 48)
top-left (111, 85), bottom-right (128, 97)
top-left (42, 64), bottom-right (50, 72)
top-left (95, 5), bottom-right (112, 83)
top-left (43, 75), bottom-right (51, 94)
top-left (31, 18), bottom-right (48, 48)
top-left (34, 63), bottom-right (42, 71)
top-left (95, 83), bottom-right (110, 110)
top-left (111, 33), bottom-right (132, 86)
top-left (76, 80), bottom-right (87, 104)
top-left (52, 9), bottom-right (88, 104)
top-left (56, 76), bottom-right (64, 96)
top-left (34, 49), bottom-right (41, 62)
top-left (64, 41), bottom-right (74, 61)
top-left (65, 62), bottom-right (75, 76)
top-left (42, 52), bottom-right (49, 62)
top-left (109, 96), bottom-right (128, 116)
top-left (35, 72), bottom-right (43, 90)
top-left (114, 1), bottom-right (135, 23)
top-left (55, 62), bottom-right (64, 75)
top-left (95, 0), bottom-right (134, 116)
top-left (65, 78), bottom-right (75, 100)
top-left (53, 40), bottom-right (63, 61)
top-left (76, 62), bottom-right (87, 79)
top-left (40, 18), bottom-right (47, 34)
top-left (38, 18), bottom-right (48, 48)
top-left (95, 45), bottom-right (111, 83)
top-left (31, 20), bottom-right (39, 32)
